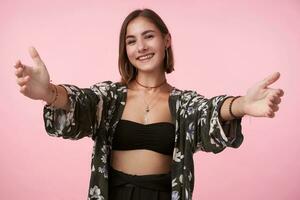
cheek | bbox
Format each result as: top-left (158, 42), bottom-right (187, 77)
top-left (126, 46), bottom-right (135, 61)
top-left (153, 41), bottom-right (165, 56)
top-left (156, 45), bottom-right (165, 59)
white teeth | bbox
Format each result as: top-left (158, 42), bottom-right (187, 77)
top-left (138, 54), bottom-right (154, 61)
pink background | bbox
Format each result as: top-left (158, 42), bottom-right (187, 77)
top-left (1, 0), bottom-right (299, 199)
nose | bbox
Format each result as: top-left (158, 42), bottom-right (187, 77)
top-left (137, 39), bottom-right (148, 53)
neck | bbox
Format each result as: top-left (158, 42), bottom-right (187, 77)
top-left (135, 71), bottom-right (167, 89)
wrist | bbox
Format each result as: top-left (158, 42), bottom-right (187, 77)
top-left (233, 96), bottom-right (246, 117)
top-left (43, 83), bottom-right (56, 104)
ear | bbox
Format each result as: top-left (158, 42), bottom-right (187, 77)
top-left (164, 33), bottom-right (171, 48)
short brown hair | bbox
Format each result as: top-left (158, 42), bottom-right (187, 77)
top-left (118, 9), bottom-right (174, 84)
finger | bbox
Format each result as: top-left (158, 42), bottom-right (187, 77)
top-left (16, 76), bottom-right (30, 86)
top-left (269, 112), bottom-right (275, 118)
top-left (267, 98), bottom-right (273, 107)
top-left (15, 67), bottom-right (24, 77)
top-left (277, 89), bottom-right (284, 97)
top-left (275, 96), bottom-right (281, 104)
top-left (270, 90), bottom-right (284, 105)
top-left (271, 97), bottom-right (281, 105)
top-left (19, 84), bottom-right (32, 98)
top-left (14, 60), bottom-right (22, 69)
top-left (270, 104), bottom-right (279, 112)
top-left (267, 88), bottom-right (283, 99)
top-left (266, 110), bottom-right (275, 118)
top-left (29, 46), bottom-right (45, 67)
top-left (15, 63), bottom-right (31, 78)
top-left (261, 72), bottom-right (280, 88)
top-left (268, 92), bottom-right (281, 103)
top-left (19, 85), bottom-right (27, 95)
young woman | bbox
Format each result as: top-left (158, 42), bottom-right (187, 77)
top-left (14, 8), bottom-right (283, 200)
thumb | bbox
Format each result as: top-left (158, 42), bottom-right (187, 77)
top-left (260, 72), bottom-right (280, 88)
top-left (28, 46), bottom-right (46, 67)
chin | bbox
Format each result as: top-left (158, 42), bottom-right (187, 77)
top-left (136, 64), bottom-right (162, 73)
top-left (135, 60), bottom-right (164, 73)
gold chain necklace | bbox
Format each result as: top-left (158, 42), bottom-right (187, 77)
top-left (143, 89), bottom-right (161, 123)
top-left (135, 78), bottom-right (166, 89)
top-left (135, 79), bottom-right (166, 123)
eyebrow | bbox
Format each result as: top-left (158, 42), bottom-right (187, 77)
top-left (126, 30), bottom-right (155, 39)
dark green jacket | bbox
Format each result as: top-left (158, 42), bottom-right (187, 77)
top-left (43, 81), bottom-right (243, 200)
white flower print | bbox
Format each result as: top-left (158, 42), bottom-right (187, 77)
top-left (100, 155), bottom-right (107, 164)
top-left (100, 145), bottom-right (108, 164)
top-left (91, 82), bottom-right (109, 97)
top-left (45, 111), bottom-right (52, 128)
top-left (43, 83), bottom-right (243, 200)
top-left (56, 114), bottom-right (67, 135)
top-left (89, 185), bottom-right (104, 200)
top-left (188, 171), bottom-right (193, 181)
top-left (186, 122), bottom-right (195, 143)
top-left (185, 188), bottom-right (189, 199)
top-left (180, 109), bottom-right (185, 117)
top-left (176, 100), bottom-right (180, 111)
top-left (91, 143), bottom-right (96, 159)
top-left (173, 148), bottom-right (184, 162)
top-left (172, 191), bottom-right (180, 200)
top-left (186, 106), bottom-right (195, 116)
top-left (179, 174), bottom-right (183, 183)
top-left (172, 178), bottom-right (178, 187)
top-left (98, 166), bottom-right (108, 178)
top-left (95, 98), bottom-right (103, 129)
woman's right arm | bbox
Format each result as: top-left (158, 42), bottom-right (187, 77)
top-left (15, 47), bottom-right (104, 140)
top-left (43, 83), bottom-right (70, 111)
top-left (14, 46), bottom-right (70, 109)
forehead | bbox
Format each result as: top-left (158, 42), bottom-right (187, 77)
top-left (126, 16), bottom-right (159, 36)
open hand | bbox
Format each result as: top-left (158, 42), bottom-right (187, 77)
top-left (14, 47), bottom-right (51, 101)
top-left (243, 72), bottom-right (284, 118)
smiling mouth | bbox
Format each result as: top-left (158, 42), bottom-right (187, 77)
top-left (137, 53), bottom-right (155, 61)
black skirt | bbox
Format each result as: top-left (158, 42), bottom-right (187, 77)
top-left (108, 165), bottom-right (172, 200)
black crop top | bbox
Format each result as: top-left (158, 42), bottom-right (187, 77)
top-left (112, 119), bottom-right (175, 156)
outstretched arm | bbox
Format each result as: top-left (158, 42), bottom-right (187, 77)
top-left (14, 47), bottom-right (70, 110)
top-left (14, 47), bottom-right (110, 140)
top-left (220, 72), bottom-right (284, 121)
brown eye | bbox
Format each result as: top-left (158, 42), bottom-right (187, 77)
top-left (145, 35), bottom-right (154, 39)
top-left (126, 40), bottom-right (135, 45)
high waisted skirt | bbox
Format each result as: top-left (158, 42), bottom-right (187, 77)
top-left (108, 165), bottom-right (172, 200)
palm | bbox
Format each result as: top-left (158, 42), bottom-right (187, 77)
top-left (24, 64), bottom-right (50, 100)
top-left (243, 72), bottom-right (284, 118)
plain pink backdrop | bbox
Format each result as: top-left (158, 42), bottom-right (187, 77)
top-left (1, 0), bottom-right (299, 199)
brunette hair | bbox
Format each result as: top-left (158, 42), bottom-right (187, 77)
top-left (118, 8), bottom-right (174, 84)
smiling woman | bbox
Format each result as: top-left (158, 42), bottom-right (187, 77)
top-left (118, 9), bottom-right (174, 85)
top-left (14, 8), bottom-right (284, 200)
top-left (125, 17), bottom-right (169, 78)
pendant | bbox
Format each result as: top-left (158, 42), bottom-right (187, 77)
top-left (146, 106), bottom-right (150, 113)
top-left (144, 106), bottom-right (150, 124)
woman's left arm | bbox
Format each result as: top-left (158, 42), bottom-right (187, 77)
top-left (220, 72), bottom-right (284, 121)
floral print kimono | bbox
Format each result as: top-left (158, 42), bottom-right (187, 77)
top-left (43, 81), bottom-right (243, 200)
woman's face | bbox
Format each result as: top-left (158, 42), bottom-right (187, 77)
top-left (125, 16), bottom-right (170, 73)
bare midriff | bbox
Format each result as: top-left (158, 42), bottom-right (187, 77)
top-left (110, 149), bottom-right (172, 175)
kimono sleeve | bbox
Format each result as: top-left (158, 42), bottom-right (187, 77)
top-left (184, 91), bottom-right (244, 153)
top-left (43, 81), bottom-right (113, 140)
